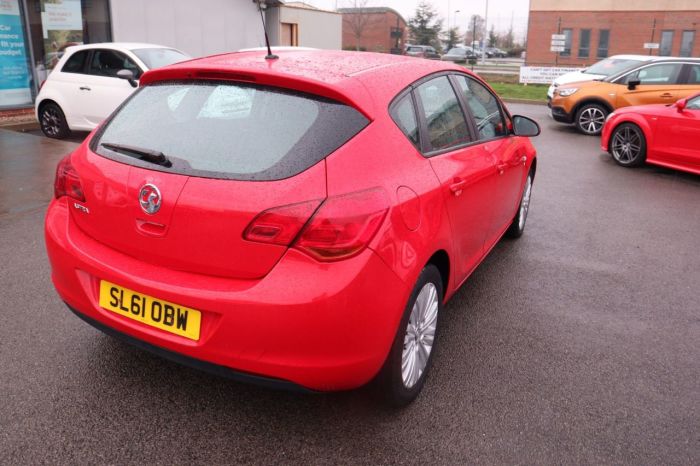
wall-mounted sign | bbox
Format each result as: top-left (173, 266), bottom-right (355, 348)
top-left (0, 0), bottom-right (32, 106)
top-left (643, 43), bottom-right (660, 49)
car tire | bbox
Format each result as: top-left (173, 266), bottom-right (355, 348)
top-left (609, 122), bottom-right (647, 168)
top-left (39, 102), bottom-right (71, 139)
top-left (505, 170), bottom-right (534, 239)
top-left (575, 103), bottom-right (608, 135)
top-left (377, 264), bottom-right (443, 407)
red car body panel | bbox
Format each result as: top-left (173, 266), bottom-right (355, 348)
top-left (601, 92), bottom-right (700, 175)
top-left (45, 50), bottom-right (537, 391)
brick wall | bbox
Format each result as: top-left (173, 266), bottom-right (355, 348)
top-left (526, 11), bottom-right (700, 66)
top-left (342, 11), bottom-right (407, 53)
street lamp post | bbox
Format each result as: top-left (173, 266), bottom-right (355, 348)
top-left (482, 0), bottom-right (489, 64)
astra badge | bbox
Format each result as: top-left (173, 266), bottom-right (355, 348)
top-left (139, 184), bottom-right (162, 215)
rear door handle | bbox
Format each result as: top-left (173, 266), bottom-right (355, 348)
top-left (660, 93), bottom-right (673, 98)
top-left (449, 178), bottom-right (466, 196)
top-left (79, 86), bottom-right (91, 91)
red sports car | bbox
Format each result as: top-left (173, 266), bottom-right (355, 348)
top-left (602, 92), bottom-right (700, 174)
top-left (45, 49), bottom-right (539, 405)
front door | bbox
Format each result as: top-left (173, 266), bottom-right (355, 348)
top-left (653, 94), bottom-right (700, 169)
top-left (616, 62), bottom-right (684, 108)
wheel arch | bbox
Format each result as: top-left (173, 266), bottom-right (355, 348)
top-left (426, 249), bottom-right (450, 301)
top-left (573, 98), bottom-right (614, 118)
top-left (606, 117), bottom-right (652, 153)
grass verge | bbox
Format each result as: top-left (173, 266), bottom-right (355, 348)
top-left (486, 82), bottom-right (549, 102)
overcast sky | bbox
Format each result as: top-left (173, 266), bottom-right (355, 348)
top-left (307, 0), bottom-right (531, 41)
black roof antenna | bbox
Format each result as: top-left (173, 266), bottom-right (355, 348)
top-left (257, 0), bottom-right (278, 60)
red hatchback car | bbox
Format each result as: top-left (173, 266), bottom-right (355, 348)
top-left (46, 50), bottom-right (539, 405)
top-left (602, 92), bottom-right (700, 174)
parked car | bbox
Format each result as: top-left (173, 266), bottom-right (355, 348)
top-left (547, 55), bottom-right (656, 101)
top-left (441, 47), bottom-right (475, 63)
top-left (45, 49), bottom-right (539, 406)
top-left (405, 45), bottom-right (440, 59)
top-left (36, 42), bottom-right (190, 139)
top-left (601, 92), bottom-right (700, 174)
top-left (485, 47), bottom-right (507, 58)
top-left (549, 58), bottom-right (700, 135)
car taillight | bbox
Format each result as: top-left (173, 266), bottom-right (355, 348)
top-left (293, 188), bottom-right (389, 262)
top-left (243, 199), bottom-right (323, 246)
top-left (54, 155), bottom-right (85, 202)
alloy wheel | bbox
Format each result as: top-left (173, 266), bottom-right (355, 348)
top-left (401, 282), bottom-right (439, 389)
top-left (578, 107), bottom-right (606, 134)
top-left (41, 107), bottom-right (62, 137)
top-left (611, 126), bottom-right (642, 164)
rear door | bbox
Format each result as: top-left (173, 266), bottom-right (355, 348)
top-left (72, 81), bottom-right (369, 279)
top-left (413, 74), bottom-right (498, 282)
top-left (616, 63), bottom-right (684, 108)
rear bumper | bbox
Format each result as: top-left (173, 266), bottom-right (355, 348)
top-left (46, 199), bottom-right (410, 392)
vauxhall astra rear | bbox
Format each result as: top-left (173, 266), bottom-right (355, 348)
top-left (46, 50), bottom-right (539, 405)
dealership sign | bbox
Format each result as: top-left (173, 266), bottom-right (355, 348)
top-left (0, 0), bottom-right (32, 106)
top-left (519, 66), bottom-right (584, 84)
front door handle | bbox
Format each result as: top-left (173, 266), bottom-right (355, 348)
top-left (497, 163), bottom-right (507, 175)
top-left (449, 178), bottom-right (466, 196)
top-left (79, 86), bottom-right (91, 91)
top-left (660, 93), bottom-right (673, 98)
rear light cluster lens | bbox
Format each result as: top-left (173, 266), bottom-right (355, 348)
top-left (244, 188), bottom-right (389, 262)
top-left (54, 155), bottom-right (85, 202)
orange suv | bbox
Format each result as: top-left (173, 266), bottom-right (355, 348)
top-left (550, 58), bottom-right (700, 135)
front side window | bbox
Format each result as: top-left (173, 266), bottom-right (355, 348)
top-left (680, 31), bottom-right (695, 57)
top-left (92, 82), bottom-right (369, 181)
top-left (660, 31), bottom-right (674, 56)
top-left (624, 63), bottom-right (683, 85)
top-left (415, 76), bottom-right (470, 152)
top-left (561, 29), bottom-right (573, 57)
top-left (687, 95), bottom-right (700, 110)
top-left (597, 30), bottom-right (610, 58)
top-left (454, 75), bottom-right (507, 140)
top-left (61, 50), bottom-right (89, 74)
top-left (390, 94), bottom-right (420, 147)
top-left (88, 50), bottom-right (142, 79)
top-left (578, 29), bottom-right (591, 58)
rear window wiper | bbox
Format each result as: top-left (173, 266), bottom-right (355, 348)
top-left (100, 142), bottom-right (172, 168)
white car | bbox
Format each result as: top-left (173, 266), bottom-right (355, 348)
top-left (547, 55), bottom-right (657, 100)
top-left (36, 42), bottom-right (190, 138)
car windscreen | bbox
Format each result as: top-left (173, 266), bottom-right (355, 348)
top-left (91, 81), bottom-right (369, 181)
top-left (585, 58), bottom-right (643, 76)
top-left (131, 48), bottom-right (190, 69)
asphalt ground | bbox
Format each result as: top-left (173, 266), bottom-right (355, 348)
top-left (0, 104), bottom-right (698, 464)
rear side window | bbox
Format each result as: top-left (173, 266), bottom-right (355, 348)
top-left (91, 82), bottom-right (369, 181)
top-left (390, 94), bottom-right (420, 147)
top-left (61, 51), bottom-right (89, 74)
top-left (414, 76), bottom-right (470, 151)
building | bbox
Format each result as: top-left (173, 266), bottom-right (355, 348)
top-left (0, 0), bottom-right (340, 113)
top-left (526, 0), bottom-right (700, 66)
top-left (265, 2), bottom-right (341, 49)
top-left (338, 7), bottom-right (407, 54)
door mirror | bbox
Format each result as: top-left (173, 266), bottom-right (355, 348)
top-left (675, 98), bottom-right (687, 112)
top-left (627, 79), bottom-right (641, 91)
top-left (511, 115), bottom-right (540, 137)
top-left (117, 69), bottom-right (138, 88)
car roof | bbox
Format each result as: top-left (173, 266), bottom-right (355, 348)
top-left (140, 49), bottom-right (468, 118)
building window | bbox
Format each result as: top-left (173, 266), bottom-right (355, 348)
top-left (578, 29), bottom-right (591, 58)
top-left (680, 31), bottom-right (695, 57)
top-left (660, 30), bottom-right (674, 56)
top-left (0, 0), bottom-right (33, 107)
top-left (597, 29), bottom-right (610, 58)
top-left (561, 28), bottom-right (572, 57)
top-left (280, 23), bottom-right (299, 46)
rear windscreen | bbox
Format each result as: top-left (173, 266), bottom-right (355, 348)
top-left (91, 81), bottom-right (369, 180)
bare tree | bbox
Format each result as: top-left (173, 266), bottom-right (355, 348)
top-left (341, 0), bottom-right (380, 51)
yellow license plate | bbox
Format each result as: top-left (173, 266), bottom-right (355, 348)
top-left (99, 280), bottom-right (201, 341)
